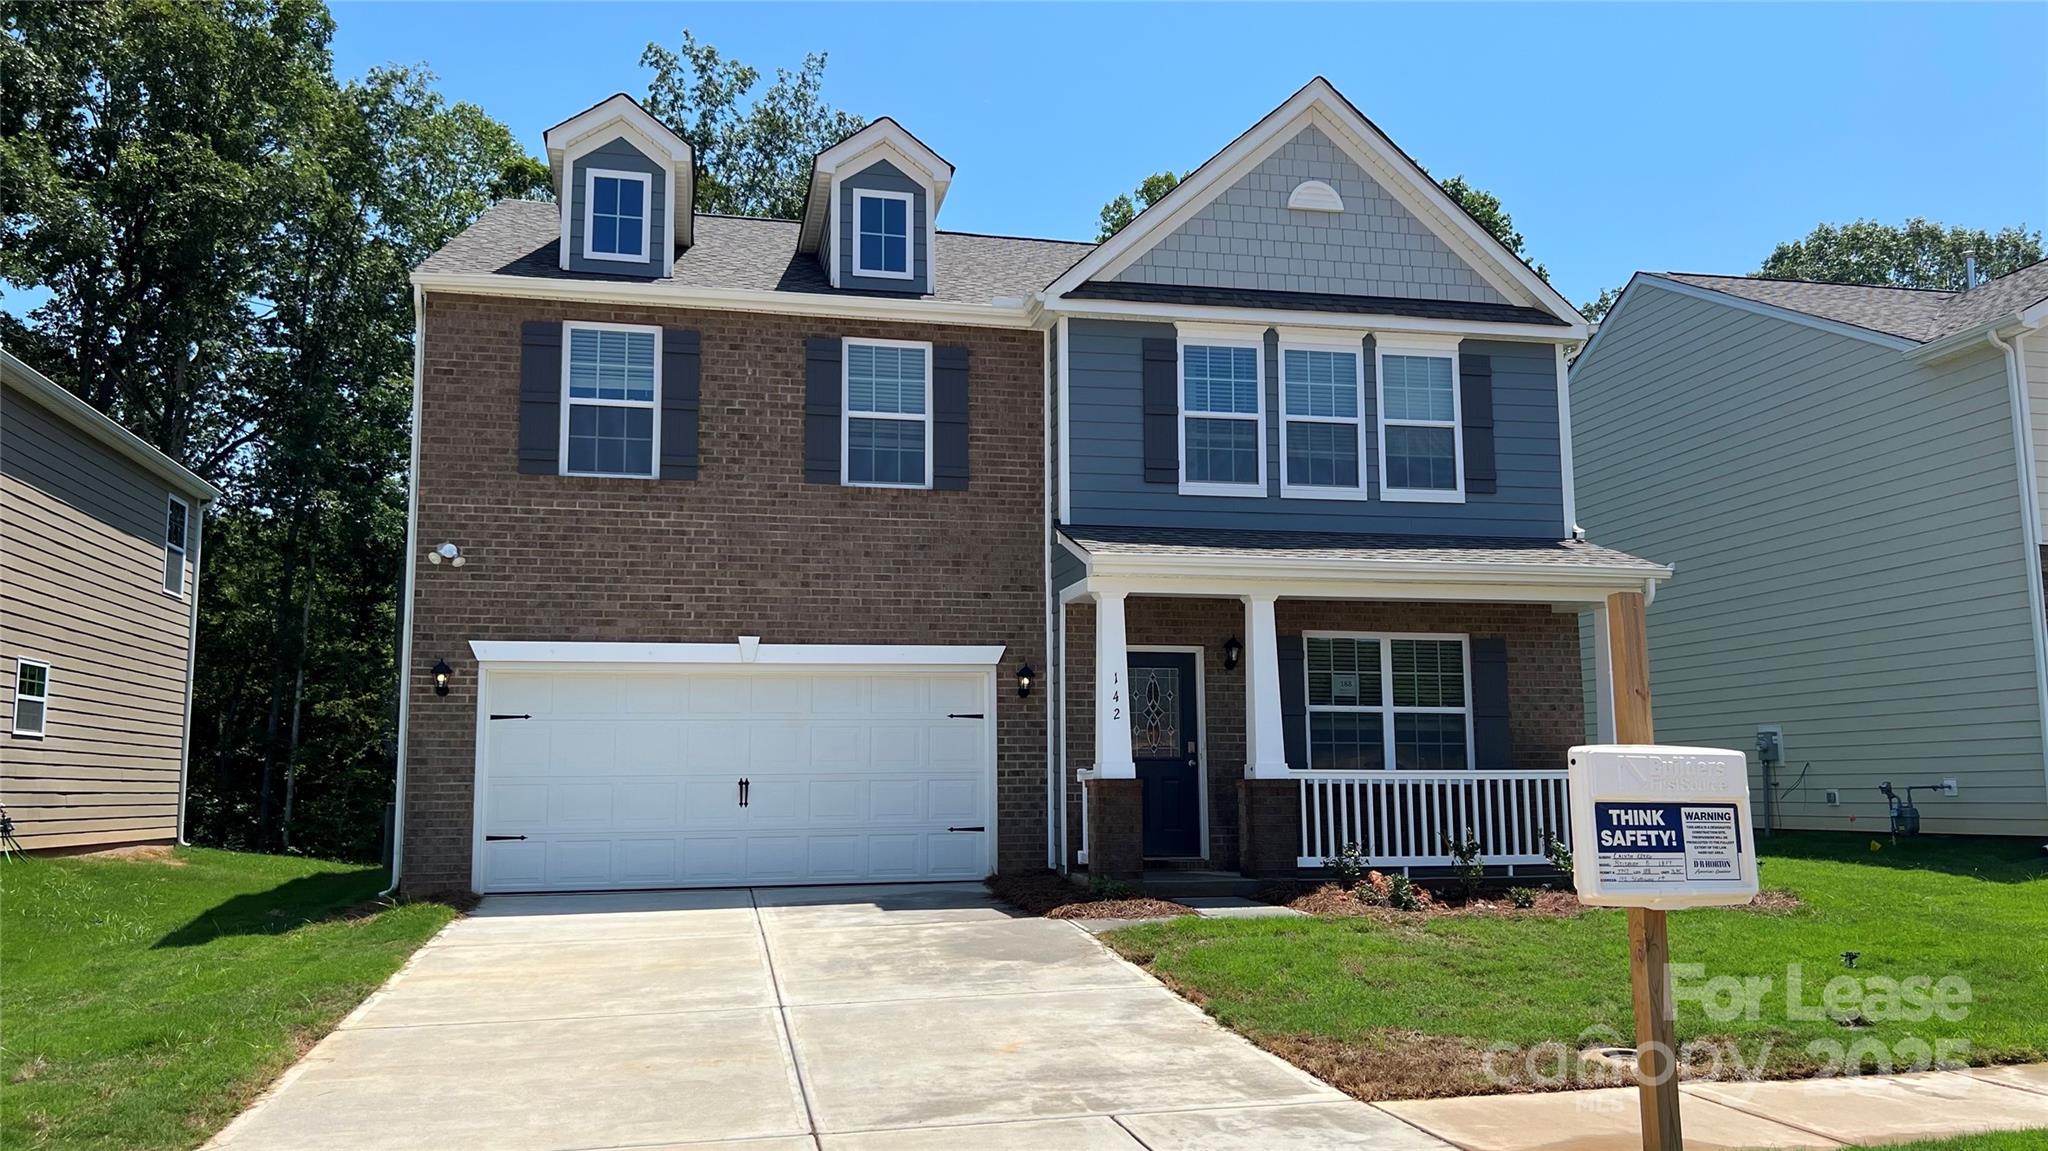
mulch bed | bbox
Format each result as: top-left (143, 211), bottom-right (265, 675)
top-left (986, 871), bottom-right (1195, 920)
top-left (1260, 881), bottom-right (1803, 920)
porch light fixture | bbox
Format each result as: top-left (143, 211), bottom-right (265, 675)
top-left (1016, 663), bottom-right (1035, 698)
top-left (1223, 637), bottom-right (1242, 671)
top-left (431, 659), bottom-right (452, 697)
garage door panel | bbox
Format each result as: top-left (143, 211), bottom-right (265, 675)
top-left (620, 676), bottom-right (688, 714)
top-left (928, 832), bottom-right (985, 877)
top-left (745, 779), bottom-right (807, 823)
top-left (929, 676), bottom-right (981, 714)
top-left (681, 721), bottom-right (748, 771)
top-left (614, 723), bottom-right (684, 771)
top-left (490, 783), bottom-right (550, 828)
top-left (867, 779), bottom-right (921, 821)
top-left (747, 836), bottom-right (806, 880)
top-left (750, 724), bottom-right (806, 771)
top-left (870, 726), bottom-right (925, 769)
top-left (549, 839), bottom-right (614, 887)
top-left (868, 677), bottom-right (922, 715)
top-left (490, 673), bottom-right (553, 718)
top-left (682, 836), bottom-right (744, 883)
top-left (867, 834), bottom-right (922, 877)
top-left (807, 834), bottom-right (864, 879)
top-left (808, 779), bottom-right (865, 822)
top-left (808, 724), bottom-right (869, 769)
top-left (691, 675), bottom-right (752, 714)
top-left (617, 838), bottom-right (678, 883)
top-left (930, 725), bottom-right (983, 768)
top-left (750, 675), bottom-right (808, 715)
top-left (682, 779), bottom-right (743, 828)
top-left (928, 779), bottom-right (981, 823)
top-left (549, 783), bottom-right (615, 829)
top-left (488, 839), bottom-right (548, 887)
top-left (616, 781), bottom-right (680, 828)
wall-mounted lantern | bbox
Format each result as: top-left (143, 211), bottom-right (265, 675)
top-left (1016, 663), bottom-right (1035, 698)
top-left (432, 659), bottom-right (452, 697)
top-left (1222, 637), bottom-right (1243, 671)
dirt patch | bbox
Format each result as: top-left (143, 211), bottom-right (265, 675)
top-left (1745, 888), bottom-right (1805, 914)
top-left (986, 872), bottom-right (1194, 921)
top-left (74, 844), bottom-right (186, 865)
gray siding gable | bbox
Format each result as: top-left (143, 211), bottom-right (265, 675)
top-left (566, 136), bottom-right (668, 277)
top-left (1113, 125), bottom-right (1506, 305)
top-left (1063, 318), bottom-right (1565, 537)
top-left (837, 159), bottom-right (930, 294)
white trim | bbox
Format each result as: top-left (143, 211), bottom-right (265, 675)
top-left (851, 189), bottom-right (916, 280)
top-left (174, 501), bottom-right (205, 842)
top-left (411, 272), bottom-right (1038, 330)
top-left (841, 337), bottom-right (935, 490)
top-left (1375, 339), bottom-right (1465, 503)
top-left (0, 350), bottom-right (218, 501)
top-left (162, 493), bottom-right (190, 598)
top-left (543, 94), bottom-right (692, 261)
top-left (1285, 180), bottom-right (1344, 213)
top-left (1990, 325), bottom-right (2048, 808)
top-left (11, 657), bottom-right (50, 738)
top-left (1301, 632), bottom-right (1475, 772)
top-left (1555, 341), bottom-right (1579, 536)
top-left (1043, 323), bottom-right (1058, 870)
top-left (1056, 602), bottom-right (1071, 870)
top-left (1590, 602), bottom-right (1616, 743)
top-left (1056, 316), bottom-right (1073, 524)
top-left (383, 282), bottom-right (425, 898)
top-left (469, 640), bottom-right (1007, 667)
top-left (559, 321), bottom-right (663, 480)
top-left (1277, 334), bottom-right (1368, 501)
top-left (799, 120), bottom-right (954, 258)
top-left (1176, 325), bottom-right (1267, 497)
top-left (1043, 294), bottom-right (1578, 343)
top-left (580, 169), bottom-right (654, 264)
top-left (1130, 645), bottom-right (1210, 861)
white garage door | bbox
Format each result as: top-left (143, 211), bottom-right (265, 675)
top-left (474, 664), bottom-right (994, 893)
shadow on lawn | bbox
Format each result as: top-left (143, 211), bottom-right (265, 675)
top-left (1758, 831), bottom-right (2047, 884)
top-left (153, 868), bottom-right (393, 948)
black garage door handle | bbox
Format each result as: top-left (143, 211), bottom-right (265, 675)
top-left (946, 826), bottom-right (985, 833)
top-left (484, 834), bottom-right (527, 842)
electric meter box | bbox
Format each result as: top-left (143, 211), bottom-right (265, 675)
top-left (1567, 744), bottom-right (1758, 909)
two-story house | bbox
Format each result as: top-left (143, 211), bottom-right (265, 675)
top-left (397, 79), bottom-right (1667, 896)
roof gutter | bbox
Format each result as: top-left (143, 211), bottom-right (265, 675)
top-left (1909, 309), bottom-right (2039, 363)
top-left (1076, 548), bottom-right (1672, 588)
top-left (1987, 321), bottom-right (2048, 809)
top-left (409, 271), bottom-right (1040, 330)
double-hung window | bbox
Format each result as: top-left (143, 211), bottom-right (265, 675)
top-left (12, 659), bottom-right (49, 738)
top-left (584, 170), bottom-right (651, 262)
top-left (1305, 634), bottom-right (1472, 771)
top-left (1377, 338), bottom-right (1463, 502)
top-left (1279, 335), bottom-right (1365, 499)
top-left (854, 190), bottom-right (912, 279)
top-left (163, 495), bottom-right (189, 596)
top-left (843, 339), bottom-right (931, 488)
top-left (562, 324), bottom-right (660, 478)
top-left (1178, 331), bottom-right (1264, 495)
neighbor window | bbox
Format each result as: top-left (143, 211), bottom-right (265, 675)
top-left (163, 495), bottom-right (189, 596)
top-left (1179, 337), bottom-right (1264, 494)
top-left (12, 659), bottom-right (49, 738)
top-left (843, 339), bottom-right (931, 487)
top-left (584, 170), bottom-right (650, 262)
top-left (562, 324), bottom-right (660, 478)
top-left (854, 191), bottom-right (912, 278)
top-left (1305, 634), bottom-right (1471, 771)
top-left (1377, 342), bottom-right (1462, 501)
top-left (1280, 342), bottom-right (1364, 497)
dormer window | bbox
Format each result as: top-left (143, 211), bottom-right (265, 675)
top-left (854, 190), bottom-right (913, 279)
top-left (584, 170), bottom-right (651, 262)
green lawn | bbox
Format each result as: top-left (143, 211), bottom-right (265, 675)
top-left (1107, 833), bottom-right (2048, 1100)
top-left (0, 848), bottom-right (456, 1150)
top-left (1838, 1133), bottom-right (2048, 1151)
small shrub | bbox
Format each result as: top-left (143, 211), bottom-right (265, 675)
top-left (1088, 875), bottom-right (1138, 901)
top-left (1323, 842), bottom-right (1369, 890)
top-left (1507, 886), bottom-right (1538, 910)
top-left (1384, 873), bottom-right (1427, 911)
top-left (1543, 830), bottom-right (1574, 876)
top-left (1443, 829), bottom-right (1485, 901)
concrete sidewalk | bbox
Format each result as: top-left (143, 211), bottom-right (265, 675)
top-left (1378, 1064), bottom-right (2048, 1149)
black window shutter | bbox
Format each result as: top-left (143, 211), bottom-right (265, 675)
top-left (518, 321), bottom-right (563, 475)
top-left (1278, 634), bottom-right (1308, 771)
top-left (1461, 352), bottom-right (1496, 495)
top-left (1471, 637), bottom-right (1512, 769)
top-left (660, 329), bottom-right (700, 480)
top-left (804, 336), bottom-right (842, 484)
top-left (932, 345), bottom-right (969, 490)
top-left (1141, 337), bottom-right (1178, 484)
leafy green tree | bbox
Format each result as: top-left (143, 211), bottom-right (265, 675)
top-left (1579, 286), bottom-right (1622, 324)
top-left (640, 31), bottom-right (862, 219)
top-left (1438, 175), bottom-right (1547, 283)
top-left (1097, 171), bottom-right (1184, 241)
top-left (1760, 219), bottom-right (2042, 290)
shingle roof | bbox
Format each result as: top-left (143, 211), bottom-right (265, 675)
top-left (1062, 280), bottom-right (1569, 326)
top-left (1660, 261), bottom-right (2048, 344)
top-left (417, 199), bottom-right (1095, 304)
top-left (1060, 524), bottom-right (1667, 574)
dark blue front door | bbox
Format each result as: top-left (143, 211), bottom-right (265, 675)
top-left (1129, 652), bottom-right (1201, 859)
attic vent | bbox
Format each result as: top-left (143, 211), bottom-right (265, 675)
top-left (1286, 180), bottom-right (1344, 213)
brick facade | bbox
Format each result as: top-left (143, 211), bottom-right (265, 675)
top-left (404, 292), bottom-right (1046, 893)
top-left (1060, 595), bottom-right (1582, 872)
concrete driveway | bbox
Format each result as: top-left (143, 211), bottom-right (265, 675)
top-left (208, 883), bottom-right (1446, 1151)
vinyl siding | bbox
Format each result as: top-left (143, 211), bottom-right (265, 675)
top-left (1063, 317), bottom-right (1566, 536)
top-left (1572, 282), bottom-right (2048, 836)
top-left (837, 159), bottom-right (930, 295)
top-left (565, 137), bottom-right (668, 277)
top-left (1, 383), bottom-right (195, 850)
top-left (2025, 328), bottom-right (2048, 539)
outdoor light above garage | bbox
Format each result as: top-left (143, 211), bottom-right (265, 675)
top-left (431, 659), bottom-right (452, 697)
top-left (1017, 663), bottom-right (1034, 697)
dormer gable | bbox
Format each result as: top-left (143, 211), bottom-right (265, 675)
top-left (795, 118), bottom-right (954, 295)
top-left (543, 94), bottom-right (694, 277)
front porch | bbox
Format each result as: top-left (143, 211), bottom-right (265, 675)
top-left (1053, 526), bottom-right (1669, 882)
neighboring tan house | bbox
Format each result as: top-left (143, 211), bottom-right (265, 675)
top-left (1, 350), bottom-right (219, 852)
top-left (397, 80), bottom-right (1667, 896)
top-left (1572, 263), bottom-right (2048, 837)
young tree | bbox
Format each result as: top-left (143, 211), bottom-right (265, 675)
top-left (1579, 286), bottom-right (1623, 324)
top-left (639, 31), bottom-right (862, 219)
top-left (1761, 219), bottom-right (2042, 290)
top-left (1096, 171), bottom-right (1184, 241)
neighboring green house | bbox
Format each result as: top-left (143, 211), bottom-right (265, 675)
top-left (1571, 263), bottom-right (2048, 837)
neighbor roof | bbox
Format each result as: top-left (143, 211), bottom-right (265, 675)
top-left (1658, 261), bottom-right (2048, 344)
top-left (1060, 524), bottom-right (1667, 575)
top-left (0, 350), bottom-right (220, 502)
top-left (417, 200), bottom-right (1092, 303)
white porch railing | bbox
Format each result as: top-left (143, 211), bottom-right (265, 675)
top-left (1297, 771), bottom-right (1571, 871)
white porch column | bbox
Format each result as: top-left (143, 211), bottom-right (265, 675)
top-left (1590, 601), bottom-right (1618, 743)
top-left (1091, 590), bottom-right (1136, 778)
top-left (1244, 593), bottom-right (1290, 778)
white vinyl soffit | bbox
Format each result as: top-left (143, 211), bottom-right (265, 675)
top-left (468, 641), bottom-right (1007, 666)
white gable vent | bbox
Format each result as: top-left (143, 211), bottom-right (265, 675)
top-left (1286, 180), bottom-right (1344, 213)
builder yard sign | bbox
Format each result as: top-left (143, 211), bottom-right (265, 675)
top-left (1568, 745), bottom-right (1758, 908)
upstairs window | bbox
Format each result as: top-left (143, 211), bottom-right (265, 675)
top-left (1280, 341), bottom-right (1364, 498)
top-left (562, 324), bottom-right (660, 478)
top-left (1305, 634), bottom-right (1471, 771)
top-left (584, 170), bottom-right (651, 262)
top-left (854, 191), bottom-right (912, 279)
top-left (1377, 341), bottom-right (1463, 502)
top-left (163, 495), bottom-right (189, 596)
top-left (12, 659), bottom-right (49, 738)
top-left (1179, 336), bottom-right (1264, 496)
top-left (843, 339), bottom-right (931, 488)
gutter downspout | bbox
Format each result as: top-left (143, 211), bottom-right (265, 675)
top-left (175, 498), bottom-right (209, 844)
top-left (1990, 325), bottom-right (2048, 809)
top-left (1042, 325), bottom-right (1057, 870)
top-left (381, 283), bottom-right (426, 899)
